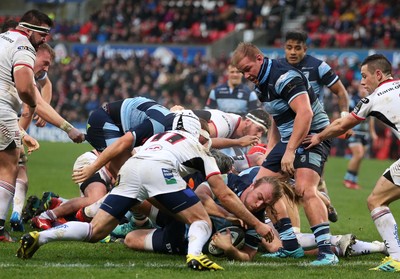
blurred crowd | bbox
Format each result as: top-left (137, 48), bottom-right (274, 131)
top-left (2, 0), bottom-right (399, 48)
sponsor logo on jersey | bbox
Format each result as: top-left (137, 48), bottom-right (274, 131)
top-left (162, 168), bottom-right (177, 184)
top-left (0, 34), bottom-right (14, 43)
top-left (17, 45), bottom-right (35, 55)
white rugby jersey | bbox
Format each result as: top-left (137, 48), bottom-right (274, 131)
top-left (207, 109), bottom-right (241, 138)
top-left (352, 79), bottom-right (400, 139)
top-left (0, 30), bottom-right (36, 114)
top-left (134, 130), bottom-right (221, 179)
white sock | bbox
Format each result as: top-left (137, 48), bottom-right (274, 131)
top-left (38, 221), bottom-right (92, 245)
top-left (371, 206), bottom-right (400, 261)
top-left (148, 206), bottom-right (159, 225)
top-left (351, 240), bottom-right (387, 256)
top-left (0, 180), bottom-right (15, 220)
top-left (296, 233), bottom-right (344, 251)
top-left (84, 195), bottom-right (108, 218)
top-left (295, 233), bottom-right (317, 250)
top-left (187, 220), bottom-right (211, 256)
top-left (13, 179), bottom-right (28, 215)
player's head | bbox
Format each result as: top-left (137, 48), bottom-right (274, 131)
top-left (209, 148), bottom-right (234, 174)
top-left (231, 42), bottom-right (264, 86)
top-left (34, 43), bottom-right (55, 78)
top-left (284, 30), bottom-right (308, 65)
top-left (1, 19), bottom-right (18, 33)
top-left (18, 10), bottom-right (53, 49)
top-left (227, 64), bottom-right (243, 88)
top-left (172, 110), bottom-right (201, 138)
top-left (241, 108), bottom-right (270, 138)
top-left (242, 176), bottom-right (295, 215)
top-left (360, 54), bottom-right (392, 94)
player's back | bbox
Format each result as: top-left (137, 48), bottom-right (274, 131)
top-left (134, 130), bottom-right (219, 177)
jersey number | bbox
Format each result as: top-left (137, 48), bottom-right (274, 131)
top-left (151, 132), bottom-right (186, 144)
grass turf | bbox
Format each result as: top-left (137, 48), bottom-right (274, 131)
top-left (1, 141), bottom-right (399, 278)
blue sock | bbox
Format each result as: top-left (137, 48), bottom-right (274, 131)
top-left (275, 218), bottom-right (299, 251)
top-left (311, 222), bottom-right (332, 254)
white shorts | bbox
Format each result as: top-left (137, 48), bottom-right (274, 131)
top-left (0, 110), bottom-right (20, 150)
top-left (111, 157), bottom-right (187, 201)
top-left (386, 158), bottom-right (400, 186)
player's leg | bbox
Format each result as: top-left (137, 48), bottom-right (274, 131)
top-left (262, 195), bottom-right (304, 258)
top-left (10, 152), bottom-right (28, 232)
top-left (17, 193), bottom-right (138, 259)
top-left (367, 162), bottom-right (400, 271)
top-left (33, 179), bottom-right (108, 229)
top-left (344, 140), bottom-right (364, 189)
top-left (153, 189), bottom-right (223, 270)
top-left (111, 200), bottom-right (153, 238)
top-left (0, 119), bottom-right (20, 242)
top-left (295, 168), bottom-right (338, 265)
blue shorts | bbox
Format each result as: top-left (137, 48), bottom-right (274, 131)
top-left (85, 108), bottom-right (124, 152)
top-left (152, 219), bottom-right (188, 255)
top-left (100, 188), bottom-right (200, 221)
top-left (262, 139), bottom-right (331, 176)
top-left (348, 134), bottom-right (369, 146)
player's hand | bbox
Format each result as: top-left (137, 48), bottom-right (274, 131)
top-left (68, 127), bottom-right (85, 143)
top-left (254, 222), bottom-right (274, 243)
top-left (72, 165), bottom-right (95, 183)
top-left (281, 150), bottom-right (295, 177)
top-left (33, 114), bottom-right (47, 127)
top-left (22, 134), bottom-right (40, 154)
top-left (225, 216), bottom-right (246, 228)
top-left (211, 228), bottom-right (233, 250)
top-left (237, 135), bottom-right (260, 147)
top-left (303, 134), bottom-right (322, 149)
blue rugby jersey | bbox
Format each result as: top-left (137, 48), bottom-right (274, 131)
top-left (205, 82), bottom-right (259, 115)
top-left (278, 55), bottom-right (338, 106)
top-left (255, 58), bottom-right (330, 142)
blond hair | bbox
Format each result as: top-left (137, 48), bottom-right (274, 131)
top-left (231, 42), bottom-right (263, 67)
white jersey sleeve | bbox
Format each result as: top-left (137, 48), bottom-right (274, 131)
top-left (208, 109), bottom-right (241, 138)
top-left (352, 79), bottom-right (400, 139)
top-left (0, 30), bottom-right (36, 113)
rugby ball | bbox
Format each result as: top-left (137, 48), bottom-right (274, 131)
top-left (206, 226), bottom-right (245, 257)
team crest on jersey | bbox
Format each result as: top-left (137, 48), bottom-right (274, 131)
top-left (162, 168), bottom-right (177, 184)
top-left (360, 97), bottom-right (369, 104)
top-left (17, 45), bottom-right (35, 55)
top-left (237, 92), bottom-right (243, 99)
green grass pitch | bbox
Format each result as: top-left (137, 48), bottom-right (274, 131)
top-left (1, 141), bottom-right (399, 278)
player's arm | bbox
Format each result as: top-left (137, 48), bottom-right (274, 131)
top-left (195, 183), bottom-right (234, 218)
top-left (72, 133), bottom-right (134, 183)
top-left (287, 93), bottom-right (313, 152)
top-left (329, 80), bottom-right (350, 116)
top-left (210, 136), bottom-right (259, 149)
top-left (304, 114), bottom-right (362, 148)
top-left (212, 231), bottom-right (257, 261)
top-left (34, 90), bottom-right (84, 143)
top-left (34, 76), bottom-right (52, 127)
top-left (207, 174), bottom-right (274, 242)
top-left (38, 76), bottom-right (52, 103)
top-left (14, 66), bottom-right (37, 116)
